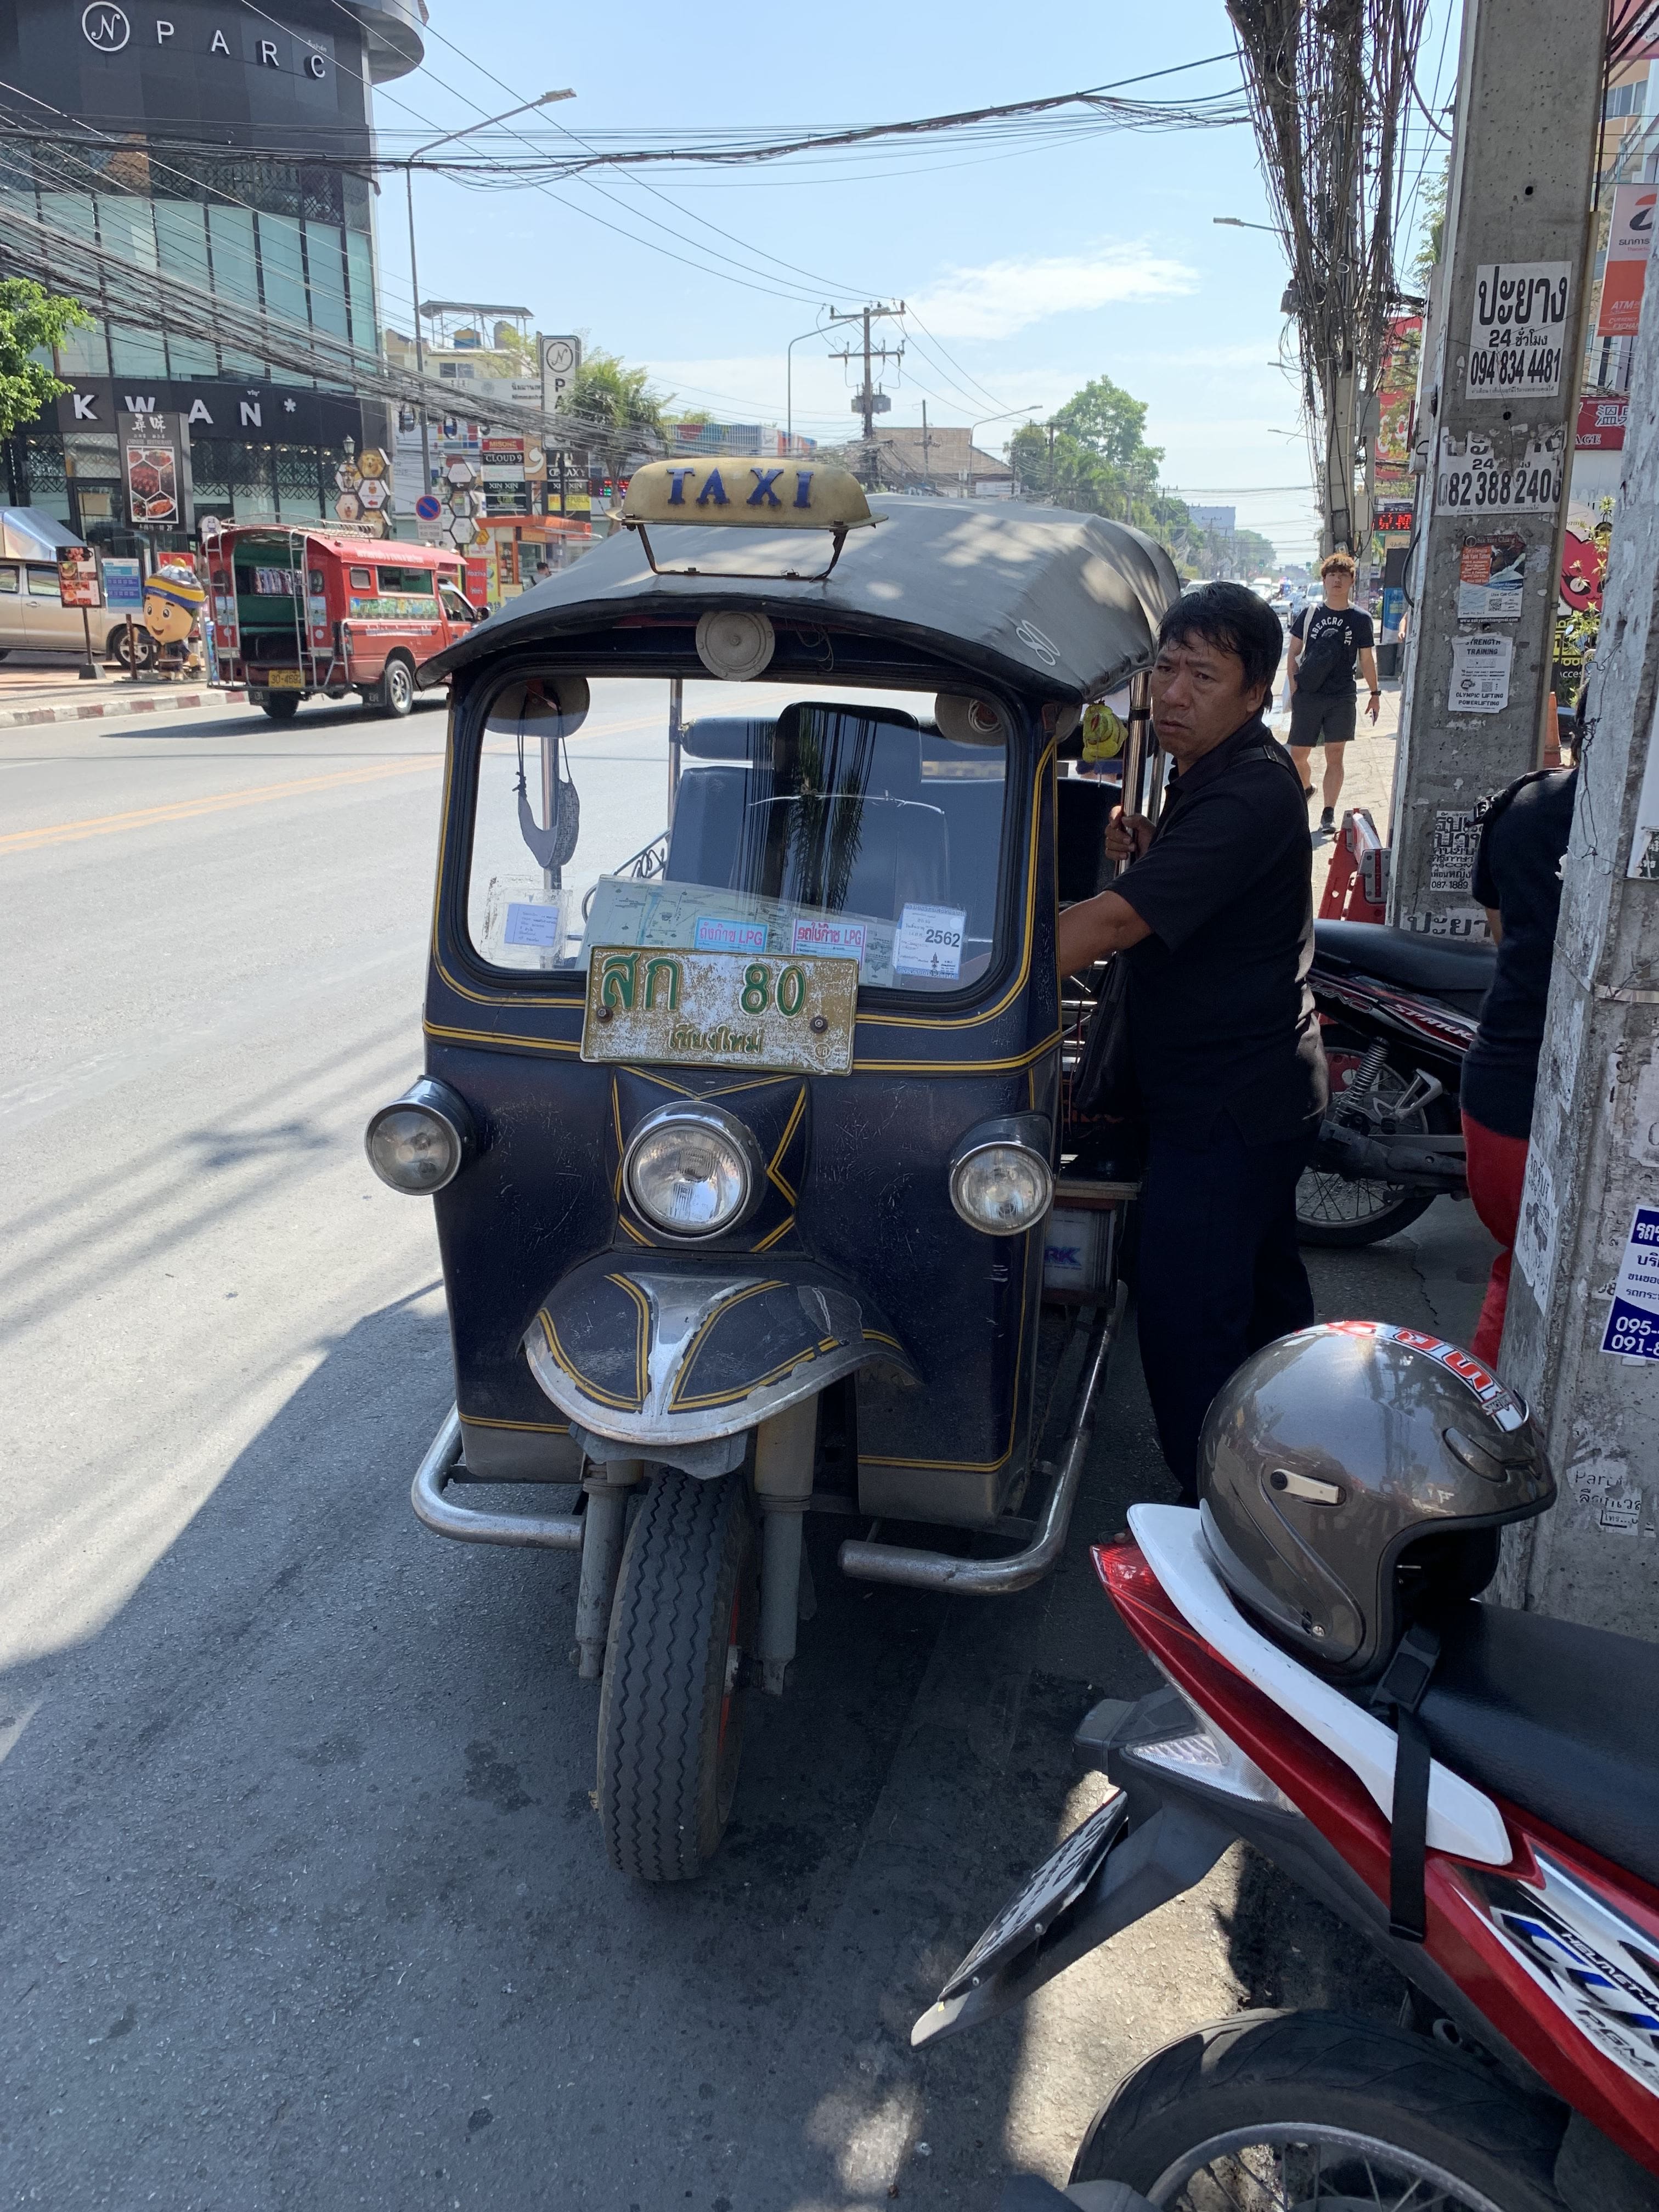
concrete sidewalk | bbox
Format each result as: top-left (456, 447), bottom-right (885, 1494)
top-left (0, 651), bottom-right (251, 727)
top-left (1268, 679), bottom-right (1401, 900)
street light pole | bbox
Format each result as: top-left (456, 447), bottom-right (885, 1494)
top-left (404, 89), bottom-right (574, 504)
top-left (964, 405), bottom-right (1042, 496)
top-left (785, 312), bottom-right (856, 450)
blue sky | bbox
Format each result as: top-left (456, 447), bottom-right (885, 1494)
top-left (375, 0), bottom-right (1456, 563)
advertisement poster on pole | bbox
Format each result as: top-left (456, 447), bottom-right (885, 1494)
top-left (56, 545), bottom-right (102, 608)
top-left (1448, 633), bottom-right (1514, 714)
top-left (1466, 263), bottom-right (1571, 399)
top-left (102, 556), bottom-right (143, 611)
top-left (1598, 184), bottom-right (1656, 338)
top-left (1457, 536), bottom-right (1526, 619)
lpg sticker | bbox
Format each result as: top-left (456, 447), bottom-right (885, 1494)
top-left (894, 903), bottom-right (966, 980)
top-left (1600, 1204), bottom-right (1659, 1360)
top-left (791, 916), bottom-right (867, 964)
top-left (1465, 1853), bottom-right (1659, 2097)
top-left (693, 916), bottom-right (768, 955)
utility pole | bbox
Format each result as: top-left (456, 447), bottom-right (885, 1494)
top-left (1499, 251), bottom-right (1659, 1637)
top-left (919, 400), bottom-right (932, 488)
top-left (1386, 0), bottom-right (1602, 935)
top-left (828, 302), bottom-right (904, 486)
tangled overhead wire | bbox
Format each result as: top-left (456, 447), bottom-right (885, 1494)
top-left (1227, 0), bottom-right (1432, 510)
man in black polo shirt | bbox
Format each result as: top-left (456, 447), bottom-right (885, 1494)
top-left (1058, 583), bottom-right (1326, 1501)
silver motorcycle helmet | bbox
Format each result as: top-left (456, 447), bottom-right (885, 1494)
top-left (1198, 1321), bottom-right (1555, 1681)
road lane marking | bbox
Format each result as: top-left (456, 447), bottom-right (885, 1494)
top-left (0, 755), bottom-right (442, 855)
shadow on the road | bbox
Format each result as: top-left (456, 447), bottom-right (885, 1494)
top-left (100, 696), bottom-right (450, 740)
top-left (0, 1204), bottom-right (1491, 2210)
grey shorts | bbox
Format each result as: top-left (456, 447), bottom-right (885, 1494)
top-left (1289, 687), bottom-right (1358, 747)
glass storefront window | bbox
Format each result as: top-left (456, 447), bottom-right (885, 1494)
top-left (304, 222), bottom-right (349, 337)
top-left (274, 448), bottom-right (325, 522)
top-left (110, 323), bottom-right (168, 376)
top-left (256, 211), bottom-right (309, 370)
top-left (346, 230), bottom-right (376, 356)
top-left (207, 206), bottom-right (265, 380)
top-left (56, 314), bottom-right (110, 379)
top-left (153, 204), bottom-right (218, 377)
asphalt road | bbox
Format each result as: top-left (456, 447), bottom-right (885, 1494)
top-left (0, 690), bottom-right (1494, 2211)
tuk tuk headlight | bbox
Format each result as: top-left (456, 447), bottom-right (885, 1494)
top-left (364, 1078), bottom-right (475, 1195)
top-left (623, 1103), bottom-right (762, 1239)
top-left (949, 1118), bottom-right (1054, 1236)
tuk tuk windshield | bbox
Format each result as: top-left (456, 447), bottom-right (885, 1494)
top-left (466, 678), bottom-right (1012, 994)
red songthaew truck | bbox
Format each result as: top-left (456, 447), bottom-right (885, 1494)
top-left (206, 527), bottom-right (485, 720)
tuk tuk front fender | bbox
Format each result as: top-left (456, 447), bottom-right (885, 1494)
top-left (523, 1256), bottom-right (917, 1454)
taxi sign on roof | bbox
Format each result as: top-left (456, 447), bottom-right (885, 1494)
top-left (621, 457), bottom-right (878, 582)
top-left (623, 458), bottom-right (873, 532)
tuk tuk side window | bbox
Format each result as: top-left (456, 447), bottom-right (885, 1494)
top-left (464, 678), bottom-right (1012, 994)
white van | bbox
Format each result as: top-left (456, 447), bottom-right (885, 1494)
top-left (0, 509), bottom-right (143, 665)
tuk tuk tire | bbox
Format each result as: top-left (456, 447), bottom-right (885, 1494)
top-left (597, 1468), bottom-right (758, 1883)
top-left (376, 654), bottom-right (416, 719)
top-left (259, 692), bottom-right (300, 721)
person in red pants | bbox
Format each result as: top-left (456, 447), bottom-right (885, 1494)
top-left (1460, 765), bottom-right (1579, 1367)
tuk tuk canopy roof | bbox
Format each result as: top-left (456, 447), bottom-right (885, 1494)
top-left (421, 495), bottom-right (1182, 702)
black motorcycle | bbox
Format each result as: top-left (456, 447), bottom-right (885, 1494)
top-left (1297, 921), bottom-right (1496, 1248)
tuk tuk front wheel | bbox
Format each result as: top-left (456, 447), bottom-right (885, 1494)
top-left (258, 692), bottom-right (300, 721)
top-left (597, 1467), bottom-right (758, 1882)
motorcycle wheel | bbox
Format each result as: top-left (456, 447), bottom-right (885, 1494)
top-left (1070, 2010), bottom-right (1567, 2212)
top-left (596, 1467), bottom-right (757, 1883)
top-left (1296, 1045), bottom-right (1447, 1248)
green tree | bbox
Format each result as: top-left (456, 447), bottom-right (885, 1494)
top-left (1412, 156), bottom-right (1451, 294)
top-left (0, 278), bottom-right (91, 438)
top-left (566, 349), bottom-right (671, 448)
top-left (1009, 371), bottom-right (1276, 574)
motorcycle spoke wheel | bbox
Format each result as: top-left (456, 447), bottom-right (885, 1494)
top-left (1151, 2124), bottom-right (1520, 2211)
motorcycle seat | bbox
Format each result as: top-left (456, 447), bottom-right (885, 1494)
top-left (1314, 919), bottom-right (1497, 1004)
top-left (1418, 1602), bottom-right (1659, 1889)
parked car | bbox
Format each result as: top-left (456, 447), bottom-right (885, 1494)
top-left (0, 506), bottom-right (143, 665)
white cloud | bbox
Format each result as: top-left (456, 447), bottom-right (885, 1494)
top-left (908, 245), bottom-right (1195, 341)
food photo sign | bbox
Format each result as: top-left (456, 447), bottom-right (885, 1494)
top-left (117, 410), bottom-right (194, 532)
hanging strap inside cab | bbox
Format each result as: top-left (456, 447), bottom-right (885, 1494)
top-left (1369, 1622), bottom-right (1442, 1944)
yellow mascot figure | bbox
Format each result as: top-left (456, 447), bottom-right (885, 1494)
top-left (143, 565), bottom-right (207, 674)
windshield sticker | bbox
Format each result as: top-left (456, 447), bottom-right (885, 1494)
top-left (894, 904), bottom-right (966, 980)
top-left (791, 916), bottom-right (867, 963)
top-left (505, 902), bottom-right (565, 949)
top-left (695, 916), bottom-right (768, 955)
top-left (1329, 1321), bottom-right (1528, 1429)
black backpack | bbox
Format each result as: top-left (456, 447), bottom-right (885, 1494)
top-left (1296, 618), bottom-right (1350, 695)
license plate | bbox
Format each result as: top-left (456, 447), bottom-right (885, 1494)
top-left (580, 945), bottom-right (857, 1075)
top-left (268, 669), bottom-right (303, 689)
top-left (936, 1790), bottom-right (1126, 2004)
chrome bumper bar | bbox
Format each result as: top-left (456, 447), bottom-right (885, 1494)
top-left (837, 1286), bottom-right (1124, 1595)
top-left (411, 1407), bottom-right (585, 1550)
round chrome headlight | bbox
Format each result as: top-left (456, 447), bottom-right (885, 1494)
top-left (364, 1079), bottom-right (473, 1195)
top-left (949, 1142), bottom-right (1053, 1236)
top-left (623, 1103), bottom-right (762, 1239)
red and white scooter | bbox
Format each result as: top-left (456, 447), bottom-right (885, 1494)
top-left (915, 1392), bottom-right (1659, 2209)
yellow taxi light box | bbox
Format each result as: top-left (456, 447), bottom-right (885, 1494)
top-left (623, 459), bottom-right (875, 533)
